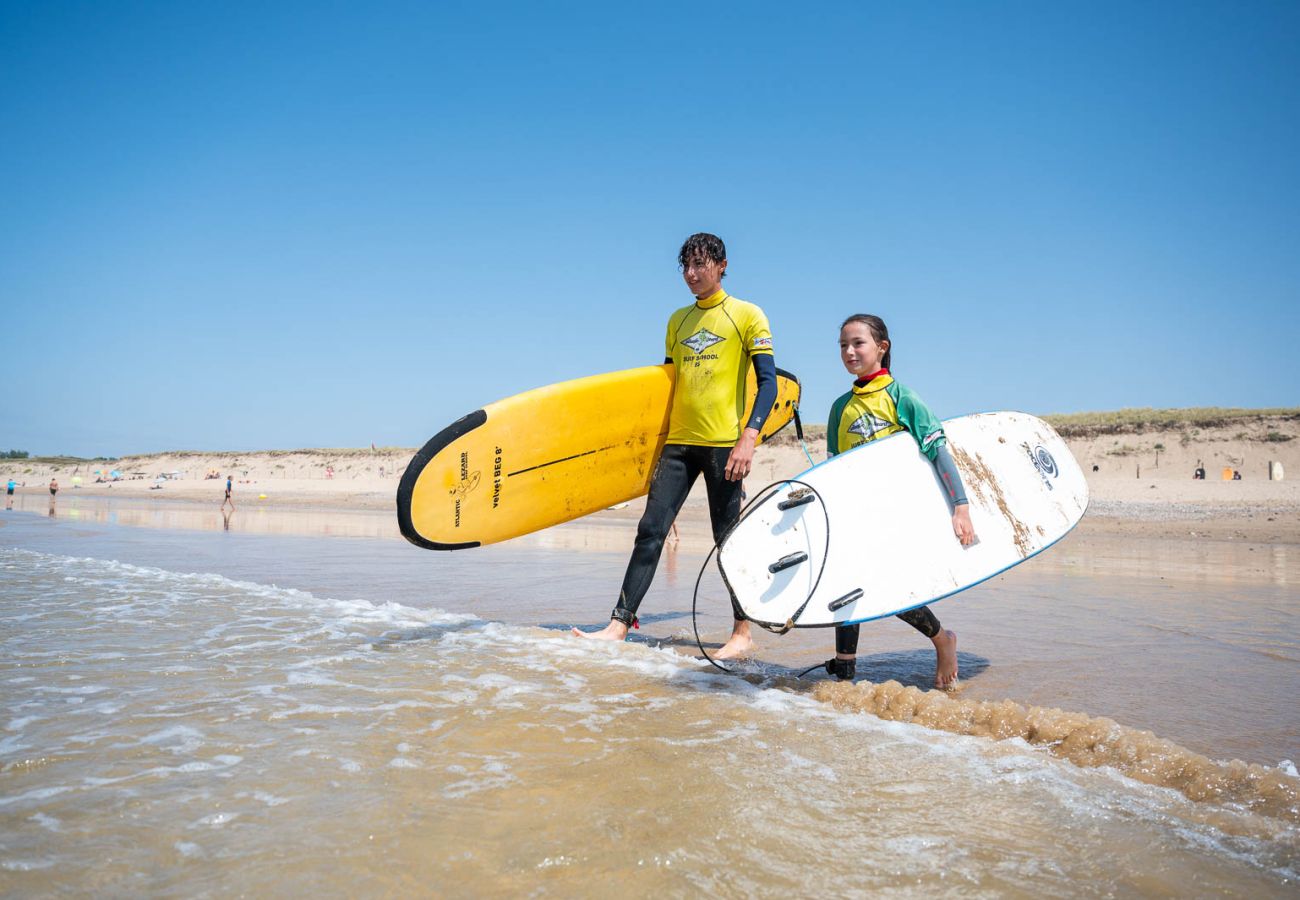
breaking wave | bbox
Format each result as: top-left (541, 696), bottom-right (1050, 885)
top-left (813, 679), bottom-right (1300, 824)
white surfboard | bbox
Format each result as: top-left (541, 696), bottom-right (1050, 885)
top-left (717, 411), bottom-right (1087, 629)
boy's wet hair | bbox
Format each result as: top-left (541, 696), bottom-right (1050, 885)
top-left (678, 233), bottom-right (727, 278)
top-left (841, 314), bottom-right (891, 370)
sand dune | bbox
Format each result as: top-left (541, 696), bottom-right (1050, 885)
top-left (5, 416), bottom-right (1298, 543)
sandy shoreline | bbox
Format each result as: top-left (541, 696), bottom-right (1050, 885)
top-left (5, 417), bottom-right (1299, 544)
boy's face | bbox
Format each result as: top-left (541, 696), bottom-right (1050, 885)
top-left (681, 254), bottom-right (726, 298)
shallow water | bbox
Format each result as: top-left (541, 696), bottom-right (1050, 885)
top-left (0, 505), bottom-right (1296, 896)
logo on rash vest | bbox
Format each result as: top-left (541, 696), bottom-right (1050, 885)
top-left (848, 413), bottom-right (893, 441)
top-left (682, 328), bottom-right (725, 354)
top-left (752, 336), bottom-right (772, 349)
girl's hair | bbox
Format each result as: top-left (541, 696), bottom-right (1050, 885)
top-left (841, 314), bottom-right (891, 370)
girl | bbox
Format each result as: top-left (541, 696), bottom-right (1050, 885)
top-left (821, 314), bottom-right (975, 689)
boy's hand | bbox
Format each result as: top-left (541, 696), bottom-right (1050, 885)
top-left (725, 428), bottom-right (759, 481)
top-left (952, 504), bottom-right (977, 546)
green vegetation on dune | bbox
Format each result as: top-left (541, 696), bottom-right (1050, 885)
top-left (767, 407), bottom-right (1300, 445)
top-left (20, 455), bottom-right (119, 466)
top-left (1043, 407), bottom-right (1300, 436)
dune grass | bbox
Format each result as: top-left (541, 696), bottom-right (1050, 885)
top-left (1042, 407), bottom-right (1300, 436)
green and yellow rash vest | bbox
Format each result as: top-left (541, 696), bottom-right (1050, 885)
top-left (828, 370), bottom-right (946, 459)
top-left (665, 288), bottom-right (774, 447)
top-left (827, 369), bottom-right (967, 505)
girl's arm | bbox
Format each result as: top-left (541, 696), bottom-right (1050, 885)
top-left (893, 383), bottom-right (977, 547)
top-left (932, 444), bottom-right (976, 546)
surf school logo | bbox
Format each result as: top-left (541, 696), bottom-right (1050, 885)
top-left (848, 413), bottom-right (893, 441)
top-left (752, 336), bottom-right (772, 349)
top-left (1028, 445), bottom-right (1058, 490)
top-left (682, 328), bottom-right (725, 354)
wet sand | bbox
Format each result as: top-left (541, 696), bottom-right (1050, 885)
top-left (1, 502), bottom-right (1296, 895)
top-left (5, 493), bottom-right (1297, 766)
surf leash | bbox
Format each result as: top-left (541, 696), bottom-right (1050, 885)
top-left (793, 407), bottom-right (816, 468)
top-left (691, 478), bottom-right (831, 674)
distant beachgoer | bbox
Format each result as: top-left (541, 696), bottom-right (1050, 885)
top-left (1233, 470), bottom-right (1242, 481)
top-left (1092, 464), bottom-right (1099, 473)
top-left (1193, 464), bottom-right (1206, 480)
top-left (572, 232), bottom-right (777, 659)
top-left (5, 478), bottom-right (14, 509)
top-left (49, 478), bottom-right (58, 498)
top-left (221, 474), bottom-right (235, 511)
top-left (326, 465), bottom-right (334, 480)
top-left (822, 314), bottom-right (971, 690)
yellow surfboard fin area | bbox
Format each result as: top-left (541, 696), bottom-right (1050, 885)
top-left (397, 364), bottom-right (801, 550)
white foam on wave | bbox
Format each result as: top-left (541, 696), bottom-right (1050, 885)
top-left (448, 616), bottom-right (1300, 880)
top-left (2, 546), bottom-right (478, 633)
top-left (141, 725), bottom-right (206, 754)
top-left (29, 812), bottom-right (61, 833)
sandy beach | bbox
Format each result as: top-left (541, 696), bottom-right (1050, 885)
top-left (7, 415), bottom-right (1299, 545)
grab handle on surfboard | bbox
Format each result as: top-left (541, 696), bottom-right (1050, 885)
top-left (768, 552), bottom-right (808, 574)
top-left (828, 588), bottom-right (863, 612)
top-left (777, 488), bottom-right (815, 511)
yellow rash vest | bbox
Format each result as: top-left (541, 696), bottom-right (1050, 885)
top-left (664, 289), bottom-right (774, 446)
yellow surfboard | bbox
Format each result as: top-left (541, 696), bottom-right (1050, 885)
top-left (397, 364), bottom-right (801, 550)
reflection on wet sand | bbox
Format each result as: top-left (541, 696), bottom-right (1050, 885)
top-left (5, 493), bottom-right (1297, 769)
top-left (9, 494), bottom-right (399, 539)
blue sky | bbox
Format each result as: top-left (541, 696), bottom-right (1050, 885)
top-left (2, 1), bottom-right (1297, 456)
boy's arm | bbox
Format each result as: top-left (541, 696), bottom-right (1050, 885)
top-left (724, 353), bottom-right (776, 481)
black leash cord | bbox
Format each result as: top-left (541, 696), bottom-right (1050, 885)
top-left (691, 478), bottom-right (831, 674)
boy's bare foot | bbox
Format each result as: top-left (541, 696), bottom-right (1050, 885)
top-left (714, 620), bottom-right (755, 660)
top-left (571, 620), bottom-right (629, 642)
top-left (932, 629), bottom-right (959, 689)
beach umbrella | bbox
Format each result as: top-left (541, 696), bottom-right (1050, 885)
top-left (110, 470), bottom-right (121, 478)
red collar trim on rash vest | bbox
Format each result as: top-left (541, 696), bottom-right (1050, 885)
top-left (854, 367), bottom-right (889, 388)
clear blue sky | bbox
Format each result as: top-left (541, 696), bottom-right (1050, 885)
top-left (3, 1), bottom-right (1297, 457)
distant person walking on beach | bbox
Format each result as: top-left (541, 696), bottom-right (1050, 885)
top-left (5, 478), bottom-right (14, 509)
top-left (221, 474), bottom-right (235, 511)
top-left (572, 233), bottom-right (779, 659)
top-left (820, 314), bottom-right (973, 689)
top-left (49, 478), bottom-right (58, 499)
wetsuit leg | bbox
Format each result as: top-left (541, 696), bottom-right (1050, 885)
top-left (611, 445), bottom-right (700, 626)
top-left (699, 446), bottom-right (744, 546)
top-left (699, 446), bottom-right (745, 617)
top-left (896, 605), bottom-right (941, 638)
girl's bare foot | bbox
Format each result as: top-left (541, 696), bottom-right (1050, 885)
top-left (714, 620), bottom-right (755, 660)
top-left (932, 629), bottom-right (959, 689)
top-left (571, 620), bottom-right (629, 641)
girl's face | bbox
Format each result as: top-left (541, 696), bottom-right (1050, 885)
top-left (839, 321), bottom-right (888, 378)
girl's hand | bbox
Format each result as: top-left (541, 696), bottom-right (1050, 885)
top-left (952, 505), bottom-right (976, 546)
